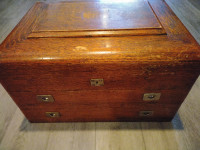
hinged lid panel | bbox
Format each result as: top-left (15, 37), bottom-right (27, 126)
top-left (28, 1), bottom-right (166, 38)
top-left (1, 0), bottom-right (199, 63)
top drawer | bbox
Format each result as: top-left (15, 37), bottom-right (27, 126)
top-left (0, 63), bottom-right (199, 92)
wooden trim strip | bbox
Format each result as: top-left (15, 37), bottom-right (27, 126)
top-left (28, 28), bottom-right (167, 38)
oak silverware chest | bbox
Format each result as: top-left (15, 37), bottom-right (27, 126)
top-left (0, 0), bottom-right (200, 122)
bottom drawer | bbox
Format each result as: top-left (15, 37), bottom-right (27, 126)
top-left (20, 103), bottom-right (180, 122)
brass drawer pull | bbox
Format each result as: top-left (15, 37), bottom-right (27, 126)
top-left (46, 112), bottom-right (60, 117)
top-left (139, 111), bottom-right (154, 116)
top-left (90, 79), bottom-right (104, 86)
top-left (37, 95), bottom-right (54, 102)
top-left (143, 93), bottom-right (161, 101)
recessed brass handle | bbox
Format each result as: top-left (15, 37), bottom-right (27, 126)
top-left (143, 93), bottom-right (161, 101)
top-left (90, 79), bottom-right (104, 86)
top-left (37, 95), bottom-right (54, 102)
top-left (46, 112), bottom-right (60, 117)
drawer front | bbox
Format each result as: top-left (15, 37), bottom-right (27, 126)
top-left (1, 63), bottom-right (198, 92)
top-left (10, 89), bottom-right (188, 107)
top-left (20, 103), bottom-right (179, 122)
top-left (2, 73), bottom-right (197, 92)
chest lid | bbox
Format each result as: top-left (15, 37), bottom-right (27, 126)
top-left (0, 0), bottom-right (200, 63)
top-left (28, 1), bottom-right (166, 38)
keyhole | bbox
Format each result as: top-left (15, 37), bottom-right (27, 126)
top-left (49, 113), bottom-right (56, 117)
top-left (148, 95), bottom-right (155, 99)
top-left (143, 112), bottom-right (150, 116)
top-left (42, 97), bottom-right (49, 101)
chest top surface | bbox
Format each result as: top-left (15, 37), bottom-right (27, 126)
top-left (0, 0), bottom-right (199, 64)
top-left (29, 1), bottom-right (166, 38)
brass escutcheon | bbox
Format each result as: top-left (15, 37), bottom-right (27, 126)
top-left (90, 79), bottom-right (104, 86)
top-left (143, 93), bottom-right (161, 101)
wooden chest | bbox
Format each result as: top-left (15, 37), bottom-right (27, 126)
top-left (0, 0), bottom-right (200, 122)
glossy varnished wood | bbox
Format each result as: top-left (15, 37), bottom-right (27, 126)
top-left (21, 103), bottom-right (179, 122)
top-left (32, 1), bottom-right (163, 31)
top-left (9, 89), bottom-right (190, 106)
top-left (0, 62), bottom-right (199, 92)
top-left (28, 1), bottom-right (166, 37)
top-left (0, 1), bottom-right (200, 63)
top-left (0, 0), bottom-right (200, 149)
top-left (0, 0), bottom-right (200, 122)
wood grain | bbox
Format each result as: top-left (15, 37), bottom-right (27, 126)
top-left (9, 89), bottom-right (191, 106)
top-left (28, 28), bottom-right (167, 38)
top-left (172, 76), bottom-right (200, 150)
top-left (96, 122), bottom-right (145, 150)
top-left (28, 1), bottom-right (166, 37)
top-left (0, 0), bottom-right (200, 149)
top-left (20, 103), bottom-right (179, 122)
top-left (0, 63), bottom-right (199, 92)
top-left (141, 122), bottom-right (179, 150)
top-left (31, 1), bottom-right (163, 32)
top-left (46, 123), bottom-right (96, 150)
top-left (0, 0), bottom-right (200, 122)
top-left (0, 1), bottom-right (200, 63)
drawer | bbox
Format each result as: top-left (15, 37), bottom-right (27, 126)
top-left (1, 63), bottom-right (198, 92)
top-left (20, 103), bottom-right (180, 122)
top-left (10, 89), bottom-right (188, 107)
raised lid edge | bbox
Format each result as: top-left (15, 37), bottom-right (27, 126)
top-left (28, 28), bottom-right (166, 38)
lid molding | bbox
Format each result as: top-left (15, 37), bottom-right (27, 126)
top-left (28, 28), bottom-right (166, 38)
